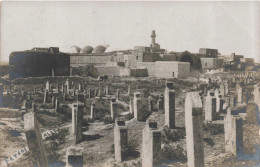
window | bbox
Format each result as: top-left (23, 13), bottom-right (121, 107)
top-left (205, 62), bottom-right (207, 66)
top-left (136, 56), bottom-right (138, 60)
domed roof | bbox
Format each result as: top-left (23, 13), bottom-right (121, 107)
top-left (80, 46), bottom-right (93, 54)
top-left (93, 45), bottom-right (107, 53)
top-left (70, 46), bottom-right (81, 53)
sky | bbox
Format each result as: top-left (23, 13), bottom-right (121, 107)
top-left (1, 1), bottom-right (260, 62)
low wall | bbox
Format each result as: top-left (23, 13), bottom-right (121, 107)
top-left (70, 55), bottom-right (112, 67)
top-left (96, 66), bottom-right (120, 77)
top-left (130, 68), bottom-right (148, 77)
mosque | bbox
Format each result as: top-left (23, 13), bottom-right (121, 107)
top-left (69, 30), bottom-right (224, 78)
top-left (10, 30), bottom-right (253, 79)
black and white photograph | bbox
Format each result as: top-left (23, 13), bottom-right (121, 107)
top-left (0, 1), bottom-right (260, 167)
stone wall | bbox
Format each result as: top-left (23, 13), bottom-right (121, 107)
top-left (136, 62), bottom-right (156, 77)
top-left (201, 58), bottom-right (223, 69)
top-left (95, 66), bottom-right (120, 77)
top-left (70, 55), bottom-right (113, 67)
top-left (130, 68), bottom-right (148, 77)
top-left (154, 61), bottom-right (190, 78)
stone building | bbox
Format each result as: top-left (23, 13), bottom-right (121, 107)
top-left (9, 47), bottom-right (70, 78)
top-left (200, 58), bottom-right (224, 70)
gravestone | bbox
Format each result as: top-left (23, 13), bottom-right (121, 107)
top-left (90, 102), bottom-right (95, 119)
top-left (24, 112), bottom-right (48, 167)
top-left (66, 147), bottom-right (83, 167)
top-left (205, 91), bottom-right (217, 121)
top-left (185, 92), bottom-right (204, 167)
top-left (142, 121), bottom-right (161, 167)
top-left (110, 98), bottom-right (116, 119)
top-left (133, 92), bottom-right (141, 120)
top-left (224, 109), bottom-right (243, 156)
top-left (114, 119), bottom-right (128, 162)
top-left (164, 82), bottom-right (175, 129)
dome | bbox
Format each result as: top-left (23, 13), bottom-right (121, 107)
top-left (93, 45), bottom-right (107, 53)
top-left (80, 46), bottom-right (93, 54)
top-left (70, 46), bottom-right (81, 53)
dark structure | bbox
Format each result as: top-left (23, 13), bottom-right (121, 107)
top-left (9, 47), bottom-right (70, 79)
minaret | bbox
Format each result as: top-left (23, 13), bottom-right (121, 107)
top-left (151, 30), bottom-right (156, 47)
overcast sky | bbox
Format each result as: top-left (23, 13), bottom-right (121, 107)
top-left (1, 1), bottom-right (260, 62)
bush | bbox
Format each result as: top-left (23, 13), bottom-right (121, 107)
top-left (110, 139), bottom-right (140, 160)
top-left (162, 127), bottom-right (186, 143)
top-left (203, 122), bottom-right (224, 135)
top-left (137, 100), bottom-right (151, 122)
top-left (39, 103), bottom-right (53, 109)
top-left (71, 64), bottom-right (99, 78)
top-left (0, 65), bottom-right (9, 77)
top-left (46, 128), bottom-right (69, 149)
top-left (103, 117), bottom-right (114, 124)
top-left (122, 139), bottom-right (139, 160)
top-left (124, 113), bottom-right (134, 120)
top-left (159, 144), bottom-right (186, 162)
top-left (59, 106), bottom-right (72, 121)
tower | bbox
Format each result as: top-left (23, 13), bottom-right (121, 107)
top-left (151, 30), bottom-right (156, 46)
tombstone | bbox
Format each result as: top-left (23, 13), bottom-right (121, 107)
top-left (219, 97), bottom-right (224, 113)
top-left (116, 89), bottom-right (120, 100)
top-left (246, 102), bottom-right (259, 124)
top-left (66, 79), bottom-right (70, 93)
top-left (21, 100), bottom-right (27, 110)
top-left (133, 92), bottom-right (141, 120)
top-left (55, 97), bottom-right (60, 112)
top-left (78, 83), bottom-right (82, 92)
top-left (219, 82), bottom-right (225, 96)
top-left (142, 121), bottom-right (161, 167)
top-left (129, 98), bottom-right (133, 113)
top-left (90, 102), bottom-right (95, 119)
top-left (24, 112), bottom-right (48, 167)
top-left (114, 119), bottom-right (128, 162)
top-left (44, 90), bottom-right (48, 103)
top-left (110, 98), bottom-right (116, 119)
top-left (224, 81), bottom-right (229, 95)
top-left (237, 85), bottom-right (243, 104)
top-left (61, 84), bottom-right (65, 94)
top-left (215, 89), bottom-right (220, 113)
top-left (230, 95), bottom-right (236, 107)
top-left (223, 96), bottom-right (230, 108)
top-left (52, 95), bottom-right (56, 108)
top-left (0, 84), bottom-right (3, 107)
top-left (224, 109), bottom-right (243, 156)
top-left (32, 103), bottom-right (35, 112)
top-left (148, 96), bottom-right (153, 111)
top-left (46, 81), bottom-right (50, 91)
top-left (88, 89), bottom-right (91, 98)
top-left (205, 91), bottom-right (217, 121)
top-left (157, 99), bottom-right (163, 111)
top-left (72, 103), bottom-right (83, 144)
top-left (127, 85), bottom-right (131, 96)
top-left (164, 82), bottom-right (175, 129)
top-left (105, 86), bottom-right (110, 95)
top-left (185, 92), bottom-right (204, 167)
top-left (66, 147), bottom-right (83, 167)
top-left (33, 87), bottom-right (37, 94)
